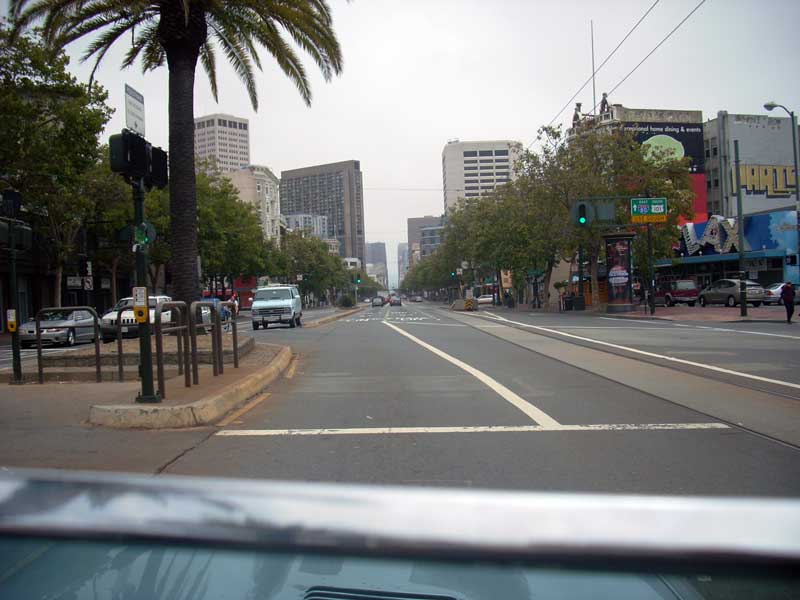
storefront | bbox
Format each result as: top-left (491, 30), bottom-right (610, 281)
top-left (655, 210), bottom-right (798, 286)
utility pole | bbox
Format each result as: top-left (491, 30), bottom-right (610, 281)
top-left (734, 140), bottom-right (747, 317)
top-left (8, 217), bottom-right (22, 384)
top-left (646, 223), bottom-right (655, 315)
top-left (590, 20), bottom-right (597, 116)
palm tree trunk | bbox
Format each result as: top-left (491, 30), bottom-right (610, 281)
top-left (160, 5), bottom-right (206, 306)
top-left (111, 256), bottom-right (119, 305)
top-left (53, 264), bottom-right (63, 307)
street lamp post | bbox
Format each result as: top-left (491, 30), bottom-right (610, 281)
top-left (764, 101), bottom-right (800, 263)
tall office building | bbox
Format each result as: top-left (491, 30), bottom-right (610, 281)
top-left (397, 242), bottom-right (409, 284)
top-left (194, 113), bottom-right (250, 172)
top-left (280, 161), bottom-right (366, 264)
top-left (227, 165), bottom-right (281, 241)
top-left (365, 242), bottom-right (387, 268)
top-left (407, 215), bottom-right (442, 266)
top-left (285, 214), bottom-right (329, 238)
top-left (442, 139), bottom-right (522, 212)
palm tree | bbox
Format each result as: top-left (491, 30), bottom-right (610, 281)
top-left (8, 0), bottom-right (343, 305)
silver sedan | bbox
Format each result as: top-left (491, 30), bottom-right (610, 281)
top-left (19, 310), bottom-right (97, 348)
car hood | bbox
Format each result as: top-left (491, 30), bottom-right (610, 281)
top-left (253, 299), bottom-right (292, 307)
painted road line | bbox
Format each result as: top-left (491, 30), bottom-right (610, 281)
top-left (216, 393), bottom-right (272, 427)
top-left (383, 320), bottom-right (561, 428)
top-left (482, 312), bottom-right (800, 392)
top-left (600, 317), bottom-right (800, 340)
top-left (217, 422), bottom-right (729, 436)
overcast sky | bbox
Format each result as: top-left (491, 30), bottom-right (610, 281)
top-left (21, 0), bottom-right (800, 287)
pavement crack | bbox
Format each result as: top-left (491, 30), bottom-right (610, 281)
top-left (154, 428), bottom-right (217, 475)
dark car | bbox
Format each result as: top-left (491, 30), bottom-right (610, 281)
top-left (655, 279), bottom-right (699, 307)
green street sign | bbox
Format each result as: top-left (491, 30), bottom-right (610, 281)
top-left (630, 197), bottom-right (667, 223)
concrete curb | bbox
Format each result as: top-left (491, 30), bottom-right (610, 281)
top-left (303, 306), bottom-right (364, 328)
top-left (88, 345), bottom-right (292, 429)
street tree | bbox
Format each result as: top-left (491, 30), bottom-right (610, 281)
top-left (10, 0), bottom-right (344, 306)
top-left (0, 24), bottom-right (112, 306)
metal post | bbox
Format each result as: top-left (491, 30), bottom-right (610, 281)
top-left (790, 111), bottom-right (799, 260)
top-left (734, 140), bottom-right (748, 317)
top-left (590, 20), bottom-right (596, 117)
top-left (116, 307), bottom-right (125, 382)
top-left (8, 220), bottom-right (22, 384)
top-left (133, 177), bottom-right (159, 403)
top-left (577, 245), bottom-right (584, 301)
top-left (647, 223), bottom-right (656, 315)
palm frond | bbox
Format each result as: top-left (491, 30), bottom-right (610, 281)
top-left (209, 19), bottom-right (258, 109)
top-left (199, 40), bottom-right (219, 102)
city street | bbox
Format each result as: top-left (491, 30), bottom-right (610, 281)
top-left (156, 301), bottom-right (800, 496)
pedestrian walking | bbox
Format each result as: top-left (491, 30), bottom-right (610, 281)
top-left (780, 281), bottom-right (795, 324)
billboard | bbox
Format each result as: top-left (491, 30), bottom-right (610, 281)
top-left (620, 122), bottom-right (705, 174)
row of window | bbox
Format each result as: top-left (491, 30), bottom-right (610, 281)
top-left (464, 158), bottom-right (509, 164)
top-left (463, 149), bottom-right (510, 157)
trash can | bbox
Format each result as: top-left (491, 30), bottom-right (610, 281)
top-left (572, 296), bottom-right (586, 311)
top-left (563, 296), bottom-right (574, 311)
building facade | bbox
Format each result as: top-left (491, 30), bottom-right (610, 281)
top-left (420, 224), bottom-right (444, 258)
top-left (366, 263), bottom-right (388, 289)
top-left (704, 112), bottom-right (798, 217)
top-left (285, 214), bottom-right (329, 238)
top-left (407, 215), bottom-right (442, 266)
top-left (586, 104), bottom-right (708, 220)
top-left (365, 242), bottom-right (387, 269)
top-left (441, 139), bottom-right (522, 212)
top-left (194, 113), bottom-right (250, 172)
top-left (280, 161), bottom-right (366, 264)
top-left (227, 165), bottom-right (281, 241)
top-left (397, 242), bottom-right (409, 285)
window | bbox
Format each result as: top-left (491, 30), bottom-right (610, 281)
top-left (751, 168), bottom-right (755, 176)
top-left (712, 147), bottom-right (718, 156)
top-left (465, 192), bottom-right (478, 197)
top-left (480, 159), bottom-right (493, 163)
top-left (218, 118), bottom-right (226, 126)
top-left (480, 179), bottom-right (494, 183)
top-left (479, 150), bottom-right (493, 156)
top-left (495, 158), bottom-right (509, 163)
top-left (465, 179), bottom-right (477, 184)
top-left (480, 164), bottom-right (493, 170)
top-left (465, 186), bottom-right (478, 190)
top-left (464, 159), bottom-right (477, 164)
top-left (494, 149), bottom-right (509, 156)
top-left (480, 185), bottom-right (494, 189)
top-left (773, 168), bottom-right (778, 189)
top-left (464, 166), bottom-right (478, 171)
top-left (705, 148), bottom-right (710, 158)
top-left (713, 178), bottom-right (719, 188)
top-left (707, 179), bottom-right (712, 190)
top-left (463, 150), bottom-right (477, 157)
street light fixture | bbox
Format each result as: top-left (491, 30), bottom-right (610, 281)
top-left (764, 101), bottom-right (800, 266)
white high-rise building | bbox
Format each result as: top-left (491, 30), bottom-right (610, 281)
top-left (285, 214), bottom-right (328, 238)
top-left (227, 165), bottom-right (281, 241)
top-left (442, 139), bottom-right (523, 212)
top-left (194, 113), bottom-right (250, 172)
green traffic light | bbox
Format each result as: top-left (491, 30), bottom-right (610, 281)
top-left (578, 216), bottom-right (587, 224)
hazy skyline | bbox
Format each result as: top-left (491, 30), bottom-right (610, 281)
top-left (29, 0), bottom-right (800, 287)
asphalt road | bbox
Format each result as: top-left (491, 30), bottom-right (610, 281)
top-left (164, 302), bottom-right (800, 496)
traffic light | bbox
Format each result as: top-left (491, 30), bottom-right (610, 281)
top-left (571, 201), bottom-right (595, 227)
top-left (109, 129), bottom-right (168, 188)
top-left (450, 270), bottom-right (456, 277)
top-left (356, 274), bottom-right (362, 284)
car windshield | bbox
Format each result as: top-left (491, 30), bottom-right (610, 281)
top-left (4, 3), bottom-right (799, 593)
top-left (41, 310), bottom-right (75, 321)
top-left (255, 289), bottom-right (291, 301)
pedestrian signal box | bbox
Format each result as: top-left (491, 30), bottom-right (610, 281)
top-left (132, 286), bottom-right (148, 323)
top-left (6, 309), bottom-right (17, 332)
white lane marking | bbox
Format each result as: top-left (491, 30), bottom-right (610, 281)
top-left (382, 320), bottom-right (562, 428)
top-left (398, 323), bottom-right (466, 327)
top-left (600, 316), bottom-right (800, 340)
top-left (599, 317), bottom-right (671, 325)
top-left (481, 312), bottom-right (800, 391)
top-left (216, 422), bottom-right (729, 436)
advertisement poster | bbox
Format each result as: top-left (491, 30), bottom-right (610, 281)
top-left (620, 121), bottom-right (705, 174)
top-left (604, 234), bottom-right (634, 307)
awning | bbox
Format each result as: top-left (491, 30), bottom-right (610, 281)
top-left (656, 248), bottom-right (786, 268)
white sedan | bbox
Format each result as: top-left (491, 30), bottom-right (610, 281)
top-left (477, 294), bottom-right (494, 305)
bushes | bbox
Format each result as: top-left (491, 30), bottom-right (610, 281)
top-left (338, 294), bottom-right (355, 308)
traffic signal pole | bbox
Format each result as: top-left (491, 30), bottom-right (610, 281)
top-left (8, 220), bottom-right (22, 384)
top-left (133, 177), bottom-right (159, 403)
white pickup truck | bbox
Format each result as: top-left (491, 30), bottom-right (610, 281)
top-left (100, 295), bottom-right (171, 342)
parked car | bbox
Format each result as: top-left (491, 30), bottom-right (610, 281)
top-left (411, 295), bottom-right (423, 302)
top-left (698, 279), bottom-right (765, 307)
top-left (371, 297), bottom-right (384, 307)
top-left (20, 309), bottom-right (97, 348)
top-left (763, 282), bottom-right (799, 305)
top-left (477, 294), bottom-right (494, 305)
top-left (251, 285), bottom-right (302, 330)
top-left (655, 279), bottom-right (699, 307)
top-left (100, 295), bottom-right (172, 342)
top-left (390, 296), bottom-right (402, 306)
